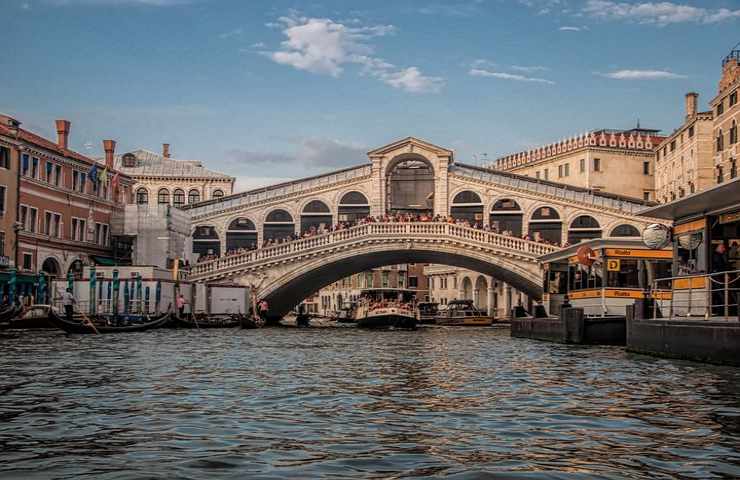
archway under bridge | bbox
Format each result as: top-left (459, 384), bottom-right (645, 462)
top-left (253, 247), bottom-right (544, 320)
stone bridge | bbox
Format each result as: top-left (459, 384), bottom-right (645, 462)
top-left (183, 137), bottom-right (659, 314)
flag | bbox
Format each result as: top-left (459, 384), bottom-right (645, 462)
top-left (88, 163), bottom-right (99, 187)
top-left (101, 167), bottom-right (109, 186)
top-left (111, 172), bottom-right (120, 191)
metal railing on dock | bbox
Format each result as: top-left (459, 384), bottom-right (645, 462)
top-left (651, 269), bottom-right (740, 321)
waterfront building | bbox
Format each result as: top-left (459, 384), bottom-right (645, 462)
top-left (0, 114), bottom-right (134, 281)
top-left (712, 47), bottom-right (739, 185)
top-left (424, 265), bottom-right (528, 318)
top-left (493, 127), bottom-right (664, 201)
top-left (654, 93), bottom-right (714, 203)
top-left (110, 145), bottom-right (235, 209)
top-left (0, 116), bottom-right (20, 274)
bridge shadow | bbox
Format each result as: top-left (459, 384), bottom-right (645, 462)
top-left (264, 249), bottom-right (543, 319)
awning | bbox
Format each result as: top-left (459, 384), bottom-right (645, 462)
top-left (0, 271), bottom-right (38, 284)
top-left (90, 256), bottom-right (118, 266)
top-left (637, 177), bottom-right (740, 221)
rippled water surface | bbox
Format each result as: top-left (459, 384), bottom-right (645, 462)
top-left (1, 327), bottom-right (740, 479)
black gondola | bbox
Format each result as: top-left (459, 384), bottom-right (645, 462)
top-left (47, 308), bottom-right (170, 334)
top-left (0, 304), bottom-right (23, 329)
top-left (170, 313), bottom-right (241, 329)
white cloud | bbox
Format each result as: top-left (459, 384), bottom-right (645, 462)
top-left (559, 26), bottom-right (582, 31)
top-left (219, 28), bottom-right (243, 39)
top-left (469, 68), bottom-right (556, 85)
top-left (583, 1), bottom-right (740, 25)
top-left (598, 69), bottom-right (687, 79)
top-left (510, 65), bottom-right (549, 73)
top-left (47, 0), bottom-right (190, 5)
top-left (265, 14), bottom-right (443, 93)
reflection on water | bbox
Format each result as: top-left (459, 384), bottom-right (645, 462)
top-left (1, 328), bottom-right (739, 479)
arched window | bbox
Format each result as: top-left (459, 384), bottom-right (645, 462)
top-left (610, 224), bottom-right (640, 237)
top-left (188, 189), bottom-right (200, 204)
top-left (490, 199), bottom-right (523, 236)
top-left (528, 206), bottom-right (562, 244)
top-left (338, 191), bottom-right (370, 222)
top-left (301, 200), bottom-right (332, 234)
top-left (157, 188), bottom-right (170, 205)
top-left (451, 190), bottom-right (483, 222)
top-left (568, 215), bottom-right (601, 244)
top-left (212, 189), bottom-right (225, 200)
top-left (226, 218), bottom-right (258, 251)
top-left (136, 187), bottom-right (149, 205)
top-left (173, 189), bottom-right (185, 207)
top-left (264, 209), bottom-right (295, 242)
top-left (387, 156), bottom-right (434, 215)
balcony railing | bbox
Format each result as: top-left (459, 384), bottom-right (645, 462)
top-left (651, 270), bottom-right (740, 321)
top-left (189, 222), bottom-right (558, 279)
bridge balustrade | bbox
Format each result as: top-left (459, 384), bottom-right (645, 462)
top-left (189, 222), bottom-right (559, 279)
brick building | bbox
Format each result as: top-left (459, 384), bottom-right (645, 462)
top-left (0, 114), bottom-right (134, 282)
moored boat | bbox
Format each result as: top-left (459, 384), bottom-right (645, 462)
top-left (355, 288), bottom-right (418, 329)
top-left (47, 308), bottom-right (170, 334)
top-left (416, 301), bottom-right (439, 324)
top-left (0, 304), bottom-right (24, 329)
top-left (436, 300), bottom-right (493, 327)
top-left (170, 313), bottom-right (241, 329)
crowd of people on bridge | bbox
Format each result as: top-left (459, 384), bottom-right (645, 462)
top-left (195, 213), bottom-right (567, 263)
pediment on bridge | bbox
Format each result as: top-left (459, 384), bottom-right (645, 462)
top-left (367, 137), bottom-right (454, 160)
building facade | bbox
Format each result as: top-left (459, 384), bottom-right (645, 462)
top-left (0, 116), bottom-right (20, 272)
top-left (654, 93), bottom-right (714, 203)
top-left (0, 115), bottom-right (134, 280)
top-left (494, 127), bottom-right (664, 201)
top-left (112, 145), bottom-right (235, 209)
top-left (712, 48), bottom-right (739, 185)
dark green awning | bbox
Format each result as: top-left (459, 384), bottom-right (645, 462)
top-left (90, 256), bottom-right (118, 266)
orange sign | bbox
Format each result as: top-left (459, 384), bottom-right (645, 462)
top-left (673, 218), bottom-right (706, 235)
top-left (672, 276), bottom-right (707, 290)
top-left (605, 248), bottom-right (673, 259)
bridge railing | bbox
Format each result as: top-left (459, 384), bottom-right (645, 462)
top-left (188, 222), bottom-right (559, 279)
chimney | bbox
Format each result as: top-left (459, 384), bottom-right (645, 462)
top-left (55, 119), bottom-right (71, 149)
top-left (162, 143), bottom-right (170, 158)
top-left (685, 92), bottom-right (698, 119)
top-left (103, 139), bottom-right (116, 168)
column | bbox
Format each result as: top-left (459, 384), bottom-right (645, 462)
top-left (503, 283), bottom-right (512, 319)
top-left (487, 287), bottom-right (495, 316)
top-left (473, 288), bottom-right (480, 309)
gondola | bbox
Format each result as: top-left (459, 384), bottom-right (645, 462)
top-left (0, 304), bottom-right (23, 329)
top-left (47, 308), bottom-right (171, 334)
top-left (170, 312), bottom-right (241, 329)
top-left (241, 313), bottom-right (265, 329)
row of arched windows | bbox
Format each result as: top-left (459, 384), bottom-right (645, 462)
top-left (136, 187), bottom-right (224, 206)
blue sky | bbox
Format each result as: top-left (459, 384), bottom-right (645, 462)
top-left (4, 0), bottom-right (740, 189)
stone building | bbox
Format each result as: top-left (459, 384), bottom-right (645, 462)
top-left (654, 93), bottom-right (714, 203)
top-left (111, 144), bottom-right (235, 209)
top-left (494, 127), bottom-right (664, 201)
top-left (712, 48), bottom-right (739, 184)
top-left (424, 265), bottom-right (529, 318)
top-left (0, 114), bottom-right (134, 280)
top-left (0, 115), bottom-right (20, 273)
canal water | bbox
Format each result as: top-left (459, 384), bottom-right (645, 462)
top-left (1, 327), bottom-right (739, 479)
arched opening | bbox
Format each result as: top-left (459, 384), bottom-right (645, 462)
top-left (475, 276), bottom-right (488, 311)
top-left (451, 191), bottom-right (483, 223)
top-left (212, 189), bottom-right (225, 200)
top-left (68, 259), bottom-right (84, 279)
top-left (300, 200), bottom-right (332, 234)
top-left (136, 187), bottom-right (148, 205)
top-left (192, 225), bottom-right (220, 259)
top-left (386, 155), bottom-right (434, 215)
top-left (261, 248), bottom-right (543, 319)
top-left (42, 257), bottom-right (61, 277)
top-left (226, 218), bottom-right (258, 251)
top-left (529, 206), bottom-right (562, 244)
top-left (188, 189), bottom-right (201, 204)
top-left (490, 199), bottom-right (523, 236)
top-left (263, 209), bottom-right (295, 242)
top-left (157, 188), bottom-right (170, 205)
top-left (173, 189), bottom-right (185, 207)
top-left (338, 191), bottom-right (370, 223)
top-left (610, 224), bottom-right (640, 237)
top-left (461, 276), bottom-right (473, 300)
top-left (568, 215), bottom-right (602, 244)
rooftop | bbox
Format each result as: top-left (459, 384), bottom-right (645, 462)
top-left (108, 149), bottom-right (234, 181)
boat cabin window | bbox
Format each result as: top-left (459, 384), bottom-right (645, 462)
top-left (675, 231), bottom-right (706, 276)
top-left (605, 259), bottom-right (672, 289)
top-left (568, 263), bottom-right (603, 291)
top-left (544, 267), bottom-right (568, 294)
top-left (709, 212), bottom-right (740, 273)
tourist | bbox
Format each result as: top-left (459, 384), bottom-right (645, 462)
top-left (62, 288), bottom-right (76, 323)
top-left (176, 293), bottom-right (188, 318)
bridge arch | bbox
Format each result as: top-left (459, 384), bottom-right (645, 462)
top-left (226, 217), bottom-right (258, 251)
top-left (567, 214), bottom-right (602, 244)
top-left (300, 199), bottom-right (333, 234)
top-left (490, 198), bottom-right (523, 236)
top-left (528, 205), bottom-right (563, 244)
top-left (263, 209), bottom-right (295, 242)
top-left (192, 225), bottom-right (220, 259)
top-left (450, 189), bottom-right (484, 222)
top-left (384, 153), bottom-right (435, 215)
top-left (608, 223), bottom-right (641, 237)
top-left (337, 190), bottom-right (370, 222)
top-left (256, 242), bottom-right (544, 319)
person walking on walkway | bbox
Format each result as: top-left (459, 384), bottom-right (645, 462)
top-left (62, 288), bottom-right (76, 323)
